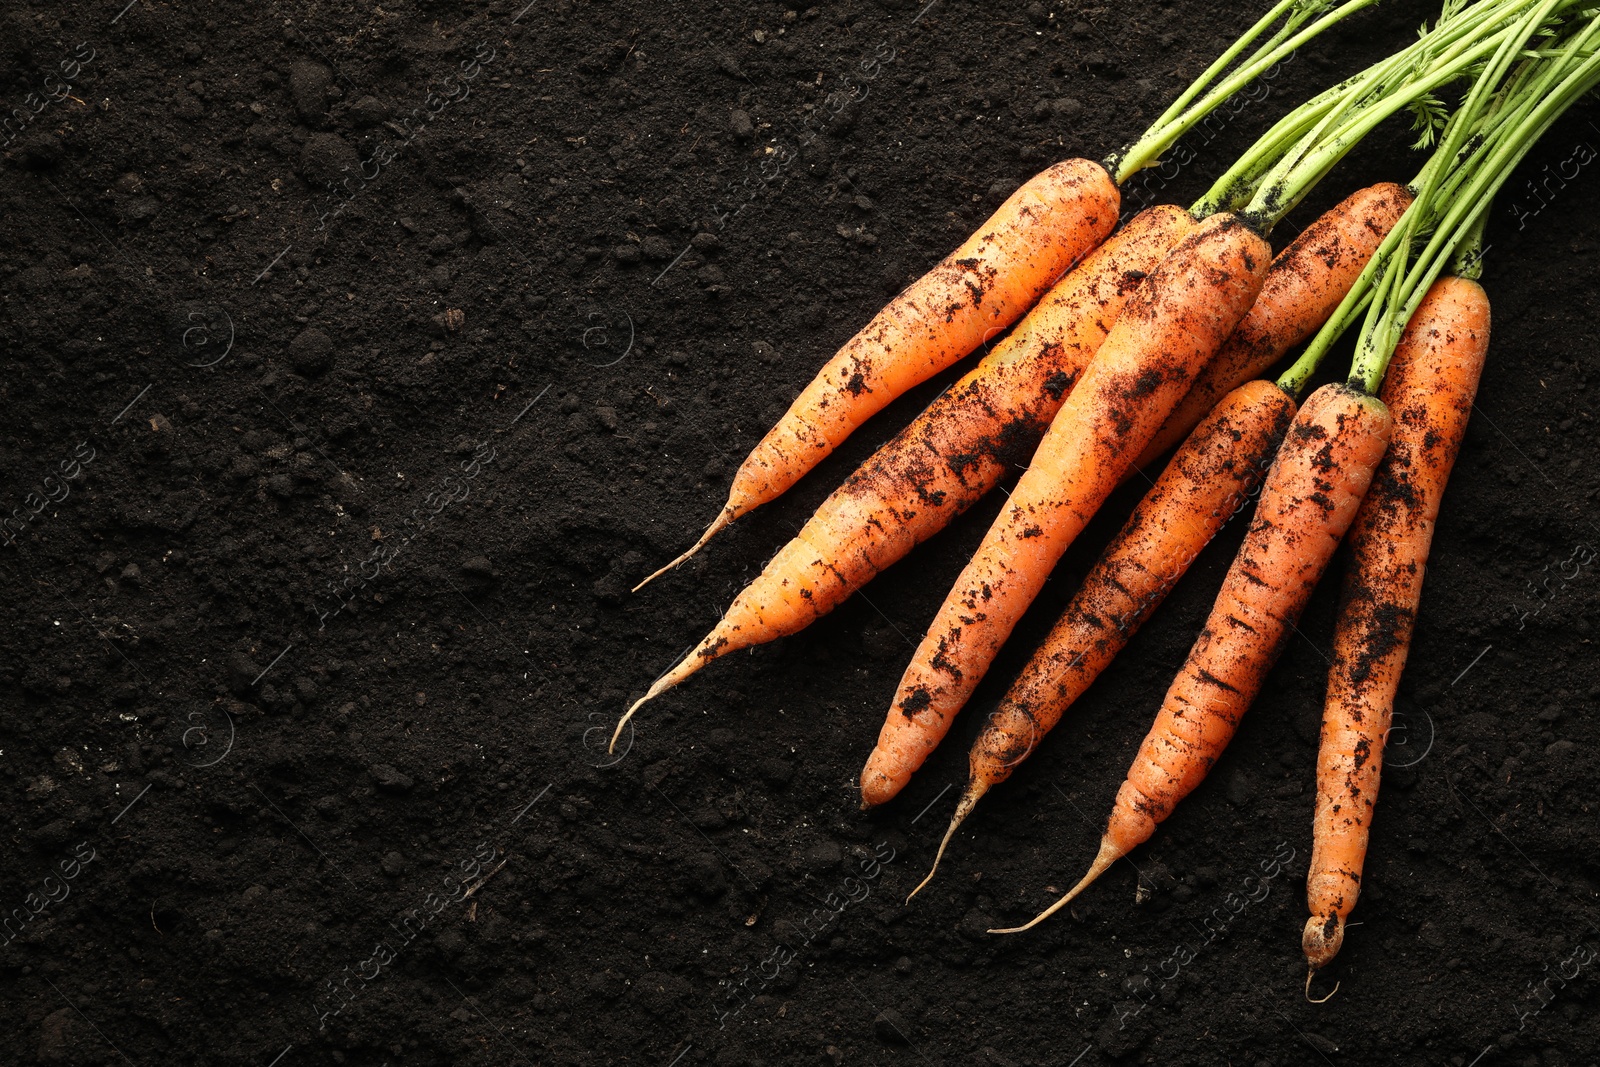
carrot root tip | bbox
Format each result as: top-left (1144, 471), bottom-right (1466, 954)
top-left (632, 509), bottom-right (734, 593)
top-left (610, 694), bottom-right (651, 753)
top-left (1305, 968), bottom-right (1340, 1004)
top-left (906, 784), bottom-right (984, 905)
top-left (613, 651), bottom-right (701, 751)
top-left (988, 834), bottom-right (1123, 935)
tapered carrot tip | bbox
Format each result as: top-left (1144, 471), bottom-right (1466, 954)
top-left (632, 508), bottom-right (734, 593)
top-left (906, 783), bottom-right (986, 904)
top-left (988, 834), bottom-right (1123, 935)
top-left (1302, 912), bottom-right (1345, 973)
top-left (611, 648), bottom-right (705, 751)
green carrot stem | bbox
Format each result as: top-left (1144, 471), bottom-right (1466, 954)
top-left (1275, 6), bottom-right (1597, 396)
top-left (1112, 0), bottom-right (1383, 183)
top-left (1350, 0), bottom-right (1566, 373)
top-left (1208, 0), bottom-right (1517, 219)
top-left (1190, 72), bottom-right (1356, 217)
top-left (1353, 30), bottom-right (1600, 391)
top-left (1451, 208), bottom-right (1491, 278)
top-left (1126, 0), bottom-right (1302, 155)
top-left (1245, 0), bottom-right (1553, 231)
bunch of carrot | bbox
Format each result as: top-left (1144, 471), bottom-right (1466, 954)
top-left (618, 0), bottom-right (1598, 990)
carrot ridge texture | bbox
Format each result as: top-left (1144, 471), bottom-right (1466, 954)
top-left (861, 212), bottom-right (1272, 809)
top-left (992, 380), bottom-right (1392, 934)
top-left (1138, 183), bottom-right (1413, 469)
top-left (645, 160), bottom-right (1121, 584)
top-left (911, 379), bottom-right (1296, 900)
top-left (1304, 277), bottom-right (1490, 972)
top-left (613, 206), bottom-right (1191, 744)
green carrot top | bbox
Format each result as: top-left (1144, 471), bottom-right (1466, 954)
top-left (1276, 5), bottom-right (1600, 396)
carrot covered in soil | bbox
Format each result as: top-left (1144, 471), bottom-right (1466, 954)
top-left (1134, 182), bottom-right (1412, 470)
top-left (861, 0), bottom-right (1527, 807)
top-left (1297, 9), bottom-right (1600, 978)
top-left (637, 0), bottom-right (1384, 586)
top-left (1303, 276), bottom-right (1489, 976)
top-left (909, 378), bottom-right (1297, 899)
top-left (992, 7), bottom-right (1594, 932)
top-left (859, 212), bottom-right (1271, 807)
top-left (611, 207), bottom-right (1194, 745)
top-left (914, 180), bottom-right (1415, 894)
top-left (989, 381), bottom-right (1392, 933)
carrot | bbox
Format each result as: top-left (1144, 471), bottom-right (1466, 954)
top-left (1134, 182), bottom-right (1413, 470)
top-left (633, 159), bottom-right (1120, 589)
top-left (989, 380), bottom-right (1392, 934)
top-left (611, 207), bottom-right (1194, 747)
top-left (859, 212), bottom-right (1270, 808)
top-left (1303, 276), bottom-right (1489, 978)
top-left (910, 378), bottom-right (1296, 900)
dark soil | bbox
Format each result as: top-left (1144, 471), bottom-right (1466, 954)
top-left (2, 1), bottom-right (1598, 1065)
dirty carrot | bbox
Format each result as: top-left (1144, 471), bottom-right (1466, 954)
top-left (638, 0), bottom-right (1383, 585)
top-left (1134, 182), bottom-right (1412, 470)
top-left (987, 20), bottom-right (1574, 918)
top-left (909, 378), bottom-right (1296, 900)
top-left (863, 0), bottom-right (1540, 807)
top-left (860, 212), bottom-right (1270, 808)
top-left (990, 381), bottom-right (1392, 933)
top-left (611, 207), bottom-right (1194, 747)
top-left (1304, 275), bottom-right (1489, 980)
top-left (1300, 13), bottom-right (1600, 982)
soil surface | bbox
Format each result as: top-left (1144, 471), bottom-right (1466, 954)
top-left (2, 1), bottom-right (1599, 1065)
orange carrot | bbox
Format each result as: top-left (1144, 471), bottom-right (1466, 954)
top-left (1304, 277), bottom-right (1490, 977)
top-left (1135, 182), bottom-right (1413, 470)
top-left (990, 380), bottom-right (1392, 934)
top-left (858, 212), bottom-right (1270, 809)
top-left (910, 378), bottom-right (1296, 900)
top-left (636, 160), bottom-right (1121, 588)
top-left (612, 207), bottom-right (1193, 746)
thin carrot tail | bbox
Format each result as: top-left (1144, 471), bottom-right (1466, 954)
top-left (906, 781), bottom-right (987, 903)
top-left (612, 642), bottom-right (712, 751)
top-left (634, 508), bottom-right (734, 592)
top-left (1305, 966), bottom-right (1340, 1004)
top-left (988, 835), bottom-right (1123, 935)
